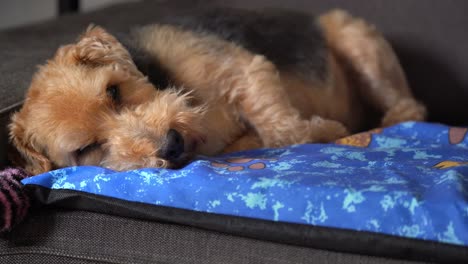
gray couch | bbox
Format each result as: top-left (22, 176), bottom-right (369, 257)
top-left (1, 0), bottom-right (467, 263)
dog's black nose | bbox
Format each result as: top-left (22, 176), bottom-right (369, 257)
top-left (158, 129), bottom-right (184, 161)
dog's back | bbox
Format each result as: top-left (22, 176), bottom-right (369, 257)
top-left (117, 8), bottom-right (328, 90)
top-left (163, 8), bottom-right (328, 81)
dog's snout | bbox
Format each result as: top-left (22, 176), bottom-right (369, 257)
top-left (158, 129), bottom-right (185, 161)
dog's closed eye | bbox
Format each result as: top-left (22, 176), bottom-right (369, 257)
top-left (107, 84), bottom-right (121, 105)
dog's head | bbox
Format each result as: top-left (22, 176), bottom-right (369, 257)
top-left (9, 25), bottom-right (205, 174)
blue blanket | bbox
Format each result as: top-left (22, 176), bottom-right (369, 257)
top-left (22, 122), bottom-right (468, 247)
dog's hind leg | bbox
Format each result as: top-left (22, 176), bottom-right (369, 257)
top-left (319, 9), bottom-right (427, 127)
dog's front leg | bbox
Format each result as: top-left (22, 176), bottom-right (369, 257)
top-left (222, 130), bottom-right (262, 153)
top-left (236, 55), bottom-right (348, 148)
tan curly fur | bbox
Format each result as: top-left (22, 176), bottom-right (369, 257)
top-left (9, 9), bottom-right (426, 175)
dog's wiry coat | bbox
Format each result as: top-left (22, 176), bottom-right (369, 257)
top-left (9, 9), bottom-right (426, 174)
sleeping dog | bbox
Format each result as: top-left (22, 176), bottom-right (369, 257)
top-left (9, 8), bottom-right (426, 174)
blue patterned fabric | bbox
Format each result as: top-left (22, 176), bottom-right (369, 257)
top-left (22, 122), bottom-right (468, 246)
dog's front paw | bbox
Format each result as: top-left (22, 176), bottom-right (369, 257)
top-left (381, 98), bottom-right (427, 127)
top-left (307, 116), bottom-right (350, 143)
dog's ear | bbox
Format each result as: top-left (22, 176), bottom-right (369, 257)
top-left (51, 43), bottom-right (80, 65)
top-left (52, 25), bottom-right (128, 66)
top-left (8, 113), bottom-right (52, 175)
top-left (77, 25), bottom-right (131, 67)
top-left (78, 24), bottom-right (120, 44)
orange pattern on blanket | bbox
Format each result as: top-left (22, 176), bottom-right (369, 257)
top-left (335, 128), bottom-right (383, 147)
top-left (433, 160), bottom-right (468, 169)
top-left (211, 158), bottom-right (277, 172)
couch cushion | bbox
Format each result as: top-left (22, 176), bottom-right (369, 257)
top-left (0, 209), bottom-right (431, 264)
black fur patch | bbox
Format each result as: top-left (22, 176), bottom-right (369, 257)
top-left (115, 33), bottom-right (172, 90)
top-left (163, 8), bottom-right (328, 81)
top-left (116, 8), bottom-right (327, 89)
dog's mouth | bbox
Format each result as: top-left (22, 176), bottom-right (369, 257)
top-left (165, 153), bottom-right (192, 169)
